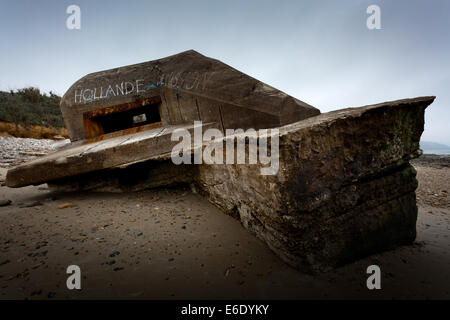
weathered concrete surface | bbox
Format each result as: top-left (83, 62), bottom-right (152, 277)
top-left (5, 123), bottom-right (216, 188)
top-left (62, 50), bottom-right (320, 141)
top-left (30, 96), bottom-right (436, 273)
top-left (195, 96), bottom-right (434, 272)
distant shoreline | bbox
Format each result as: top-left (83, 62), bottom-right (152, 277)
top-left (420, 141), bottom-right (450, 155)
top-left (422, 151), bottom-right (450, 155)
top-left (412, 153), bottom-right (450, 169)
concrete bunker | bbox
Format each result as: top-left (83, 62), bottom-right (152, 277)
top-left (5, 50), bottom-right (435, 273)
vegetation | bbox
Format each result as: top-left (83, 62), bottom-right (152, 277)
top-left (0, 87), bottom-right (65, 129)
top-left (0, 87), bottom-right (68, 139)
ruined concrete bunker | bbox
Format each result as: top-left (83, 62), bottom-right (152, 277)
top-left (6, 50), bottom-right (435, 273)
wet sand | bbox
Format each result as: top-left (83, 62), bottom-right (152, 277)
top-left (0, 157), bottom-right (449, 300)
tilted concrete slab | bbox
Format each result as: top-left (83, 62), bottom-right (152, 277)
top-left (6, 122), bottom-right (217, 187)
top-left (196, 96), bottom-right (435, 272)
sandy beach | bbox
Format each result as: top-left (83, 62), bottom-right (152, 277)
top-left (0, 138), bottom-right (449, 300)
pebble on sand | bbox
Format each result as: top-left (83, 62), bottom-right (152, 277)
top-left (0, 199), bottom-right (12, 207)
top-left (19, 201), bottom-right (42, 208)
top-left (109, 251), bottom-right (120, 258)
top-left (0, 259), bottom-right (10, 266)
top-left (57, 203), bottom-right (73, 209)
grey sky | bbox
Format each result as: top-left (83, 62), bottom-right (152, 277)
top-left (0, 0), bottom-right (449, 144)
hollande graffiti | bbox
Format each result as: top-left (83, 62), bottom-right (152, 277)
top-left (74, 72), bottom-right (211, 104)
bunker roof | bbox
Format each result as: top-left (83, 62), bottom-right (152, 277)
top-left (61, 50), bottom-right (320, 141)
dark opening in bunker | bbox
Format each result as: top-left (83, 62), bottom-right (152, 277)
top-left (83, 96), bottom-right (162, 139)
top-left (92, 103), bottom-right (161, 134)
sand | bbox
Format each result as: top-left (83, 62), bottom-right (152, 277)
top-left (0, 156), bottom-right (449, 300)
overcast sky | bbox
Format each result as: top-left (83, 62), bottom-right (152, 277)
top-left (0, 0), bottom-right (449, 144)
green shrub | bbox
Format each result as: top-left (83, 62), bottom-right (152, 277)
top-left (0, 87), bottom-right (65, 129)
